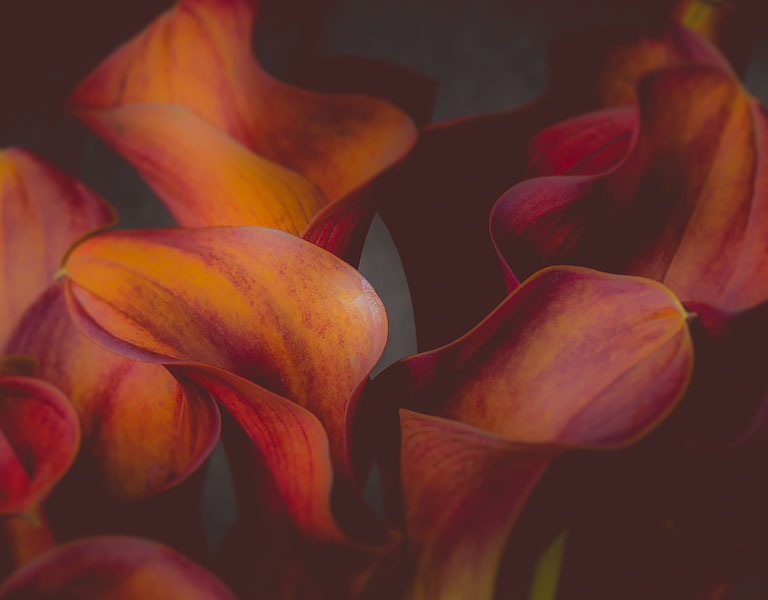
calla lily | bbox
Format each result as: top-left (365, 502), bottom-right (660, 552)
top-left (5, 283), bottom-right (220, 501)
top-left (492, 64), bottom-right (768, 319)
top-left (0, 536), bottom-right (237, 599)
top-left (68, 0), bottom-right (416, 264)
top-left (0, 148), bottom-right (221, 503)
top-left (370, 266), bottom-right (693, 600)
top-left (61, 227), bottom-right (387, 478)
top-left (375, 22), bottom-right (728, 350)
top-left (59, 226), bottom-right (393, 596)
top-left (489, 38), bottom-right (768, 591)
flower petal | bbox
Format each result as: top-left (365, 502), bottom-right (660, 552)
top-left (492, 65), bottom-right (768, 316)
top-left (400, 412), bottom-right (550, 600)
top-left (526, 108), bottom-right (635, 177)
top-left (5, 283), bottom-right (220, 501)
top-left (0, 149), bottom-right (114, 347)
top-left (169, 364), bottom-right (346, 543)
top-left (75, 103), bottom-right (327, 234)
top-left (0, 536), bottom-right (237, 599)
top-left (61, 227), bottom-right (388, 479)
top-left (69, 0), bottom-right (416, 220)
top-left (373, 266), bottom-right (692, 600)
top-left (384, 266), bottom-right (692, 444)
top-left (0, 375), bottom-right (79, 515)
top-left (377, 23), bottom-right (725, 350)
top-left (169, 365), bottom-right (395, 598)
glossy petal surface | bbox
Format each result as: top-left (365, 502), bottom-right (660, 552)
top-left (493, 66), bottom-right (768, 315)
top-left (5, 283), bottom-right (220, 501)
top-left (374, 267), bottom-right (693, 600)
top-left (69, 0), bottom-right (415, 247)
top-left (0, 149), bottom-right (114, 347)
top-left (0, 536), bottom-right (237, 599)
top-left (0, 375), bottom-right (79, 515)
top-left (61, 227), bottom-right (388, 477)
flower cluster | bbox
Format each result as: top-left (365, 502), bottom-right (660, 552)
top-left (1, 1), bottom-right (766, 599)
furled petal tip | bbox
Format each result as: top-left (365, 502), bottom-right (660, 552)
top-left (0, 376), bottom-right (80, 516)
top-left (0, 536), bottom-right (237, 599)
top-left (376, 266), bottom-right (693, 600)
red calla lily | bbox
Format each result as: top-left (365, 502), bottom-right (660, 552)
top-left (375, 22), bottom-right (726, 350)
top-left (0, 375), bottom-right (79, 517)
top-left (492, 64), bottom-right (768, 318)
top-left (371, 266), bottom-right (693, 599)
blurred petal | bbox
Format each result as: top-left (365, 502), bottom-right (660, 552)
top-left (493, 65), bottom-right (768, 316)
top-left (0, 375), bottom-right (79, 515)
top-left (61, 227), bottom-right (388, 480)
top-left (0, 149), bottom-right (114, 347)
top-left (377, 23), bottom-right (726, 350)
top-left (5, 283), bottom-right (220, 501)
top-left (69, 0), bottom-right (416, 238)
top-left (0, 536), bottom-right (237, 599)
top-left (374, 266), bottom-right (692, 600)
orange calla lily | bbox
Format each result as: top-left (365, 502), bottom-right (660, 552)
top-left (371, 266), bottom-right (693, 600)
top-left (0, 148), bottom-right (114, 348)
top-left (5, 283), bottom-right (220, 501)
top-left (0, 536), bottom-right (237, 599)
top-left (492, 65), bottom-right (768, 317)
top-left (0, 148), bottom-right (220, 502)
top-left (68, 0), bottom-right (416, 263)
top-left (59, 226), bottom-right (392, 597)
top-left (61, 226), bottom-right (388, 480)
